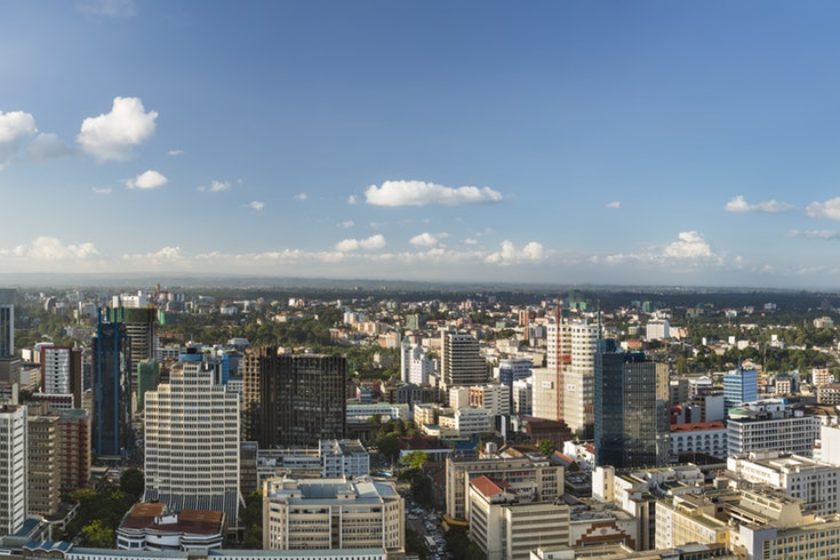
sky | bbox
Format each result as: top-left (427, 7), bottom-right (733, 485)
top-left (2, 1), bottom-right (840, 288)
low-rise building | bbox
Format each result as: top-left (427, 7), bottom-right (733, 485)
top-left (116, 503), bottom-right (224, 552)
top-left (670, 422), bottom-right (728, 460)
top-left (727, 400), bottom-right (819, 458)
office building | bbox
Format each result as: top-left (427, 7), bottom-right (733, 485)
top-left (262, 477), bottom-right (404, 553)
top-left (532, 368), bottom-right (562, 421)
top-left (512, 378), bottom-right (533, 416)
top-left (40, 347), bottom-right (83, 409)
top-left (135, 360), bottom-right (160, 412)
top-left (0, 290), bottom-right (14, 359)
top-left (0, 405), bottom-right (27, 536)
top-left (669, 422), bottom-right (728, 460)
top-left (494, 358), bottom-right (533, 388)
top-left (595, 343), bottom-right (670, 469)
top-left (466, 384), bottom-right (511, 416)
top-left (723, 368), bottom-right (758, 412)
top-left (58, 408), bottom-right (91, 493)
top-left (399, 338), bottom-right (434, 386)
top-left (654, 494), bottom-right (729, 550)
top-left (28, 414), bottom-right (60, 517)
top-left (242, 348), bottom-right (346, 447)
top-left (645, 319), bottom-right (670, 341)
top-left (440, 329), bottom-right (488, 390)
top-left (468, 476), bottom-right (570, 560)
top-left (544, 314), bottom-right (569, 423)
top-left (144, 357), bottom-right (241, 526)
top-left (117, 502), bottom-right (224, 553)
top-left (563, 320), bottom-right (598, 436)
top-left (446, 448), bottom-right (564, 521)
top-left (92, 309), bottom-right (131, 457)
top-left (438, 407), bottom-right (494, 437)
top-left (112, 306), bottom-right (158, 371)
top-left (727, 400), bottom-right (819, 457)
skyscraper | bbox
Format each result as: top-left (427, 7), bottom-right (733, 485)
top-left (563, 320), bottom-right (598, 437)
top-left (595, 342), bottom-right (670, 469)
top-left (0, 290), bottom-right (14, 359)
top-left (41, 346), bottom-right (83, 408)
top-left (92, 308), bottom-right (131, 457)
top-left (144, 356), bottom-right (241, 526)
top-left (27, 414), bottom-right (60, 517)
top-left (0, 405), bottom-right (27, 536)
top-left (135, 360), bottom-right (160, 412)
top-left (242, 348), bottom-right (346, 447)
top-left (440, 329), bottom-right (487, 390)
top-left (58, 408), bottom-right (91, 494)
top-left (724, 367), bottom-right (759, 412)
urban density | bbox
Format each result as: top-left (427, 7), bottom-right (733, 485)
top-left (4, 2), bottom-right (840, 560)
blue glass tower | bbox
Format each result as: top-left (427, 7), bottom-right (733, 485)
top-left (93, 307), bottom-right (131, 457)
top-left (724, 367), bottom-right (758, 412)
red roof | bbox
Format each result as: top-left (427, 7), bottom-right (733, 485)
top-left (670, 421), bottom-right (726, 432)
top-left (470, 475), bottom-right (510, 498)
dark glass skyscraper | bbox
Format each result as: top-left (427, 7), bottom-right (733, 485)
top-left (92, 308), bottom-right (131, 457)
top-left (243, 348), bottom-right (346, 447)
top-left (595, 341), bottom-right (670, 469)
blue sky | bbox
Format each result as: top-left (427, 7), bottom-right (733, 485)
top-left (2, 0), bottom-right (840, 287)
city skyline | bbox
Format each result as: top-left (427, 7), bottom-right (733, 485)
top-left (4, 1), bottom-right (840, 288)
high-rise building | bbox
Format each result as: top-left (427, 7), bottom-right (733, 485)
top-left (110, 307), bottom-right (157, 410)
top-left (440, 329), bottom-right (487, 390)
top-left (27, 414), bottom-right (60, 517)
top-left (242, 348), bottom-right (346, 447)
top-left (92, 308), bottom-right (131, 457)
top-left (724, 367), bottom-right (758, 412)
top-left (58, 408), bottom-right (91, 493)
top-left (727, 400), bottom-right (819, 457)
top-left (0, 405), bottom-right (27, 536)
top-left (136, 360), bottom-right (160, 412)
top-left (144, 356), bottom-right (241, 526)
top-left (532, 368), bottom-right (561, 421)
top-left (40, 346), bottom-right (83, 408)
top-left (399, 338), bottom-right (434, 386)
top-left (563, 320), bottom-right (598, 437)
top-left (595, 343), bottom-right (670, 469)
top-left (262, 477), bottom-right (404, 553)
top-left (0, 290), bottom-right (14, 359)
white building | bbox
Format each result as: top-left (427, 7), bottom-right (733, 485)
top-left (346, 403), bottom-right (410, 424)
top-left (144, 358), bottom-right (241, 527)
top-left (449, 384), bottom-right (511, 417)
top-left (563, 321), bottom-right (598, 434)
top-left (399, 338), bottom-right (434, 386)
top-left (727, 452), bottom-right (840, 516)
top-left (532, 368), bottom-right (561, 422)
top-left (116, 502), bottom-right (224, 552)
top-left (439, 407), bottom-right (495, 437)
top-left (645, 319), bottom-right (670, 341)
top-left (512, 378), bottom-right (532, 416)
top-left (41, 347), bottom-right (73, 395)
top-left (262, 477), bottom-right (404, 553)
top-left (727, 401), bottom-right (820, 458)
top-left (0, 405), bottom-right (26, 536)
top-left (670, 421), bottom-right (728, 459)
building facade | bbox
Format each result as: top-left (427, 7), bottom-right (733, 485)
top-left (0, 405), bottom-right (26, 536)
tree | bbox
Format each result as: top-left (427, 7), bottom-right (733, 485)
top-left (241, 491), bottom-right (263, 548)
top-left (401, 451), bottom-right (430, 471)
top-left (81, 520), bottom-right (115, 548)
top-left (120, 468), bottom-right (144, 500)
top-left (536, 440), bottom-right (555, 457)
top-left (377, 432), bottom-right (401, 464)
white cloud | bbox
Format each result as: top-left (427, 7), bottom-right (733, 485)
top-left (724, 195), bottom-right (793, 214)
top-left (125, 169), bottom-right (167, 190)
top-left (337, 221), bottom-right (355, 229)
top-left (77, 97), bottom-right (157, 161)
top-left (336, 234), bottom-right (387, 252)
top-left (606, 201), bottom-right (621, 209)
top-left (485, 240), bottom-right (545, 265)
top-left (27, 133), bottom-right (72, 160)
top-left (92, 187), bottom-right (112, 195)
top-left (76, 0), bottom-right (136, 18)
top-left (365, 180), bottom-right (503, 207)
top-left (123, 246), bottom-right (182, 261)
top-left (347, 194), bottom-right (358, 205)
top-left (2, 236), bottom-right (99, 260)
top-left (806, 197), bottom-right (840, 221)
top-left (294, 192), bottom-right (308, 201)
top-left (409, 232), bottom-right (447, 247)
top-left (0, 111), bottom-right (37, 167)
top-left (663, 231), bottom-right (713, 259)
top-left (464, 238), bottom-right (479, 245)
top-left (247, 201), bottom-right (265, 211)
top-left (197, 180), bottom-right (231, 193)
top-left (168, 149), bottom-right (184, 156)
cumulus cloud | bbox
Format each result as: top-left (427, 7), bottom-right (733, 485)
top-left (663, 231), bottom-right (713, 259)
top-left (125, 170), bottom-right (167, 190)
top-left (336, 234), bottom-right (387, 252)
top-left (347, 194), bottom-right (358, 205)
top-left (806, 198), bottom-right (840, 221)
top-left (365, 180), bottom-right (503, 207)
top-left (76, 0), bottom-right (136, 18)
top-left (724, 195), bottom-right (793, 214)
top-left (247, 201), bottom-right (265, 211)
top-left (484, 240), bottom-right (545, 265)
top-left (197, 180), bottom-right (231, 193)
top-left (606, 201), bottom-right (621, 209)
top-left (294, 192), bottom-right (308, 201)
top-left (0, 110), bottom-right (37, 167)
top-left (1, 236), bottom-right (100, 260)
top-left (409, 232), bottom-right (449, 247)
top-left (464, 238), bottom-right (479, 245)
top-left (123, 246), bottom-right (182, 262)
top-left (27, 133), bottom-right (72, 160)
top-left (77, 97), bottom-right (157, 161)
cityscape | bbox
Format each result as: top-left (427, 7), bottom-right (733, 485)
top-left (5, 2), bottom-right (840, 560)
